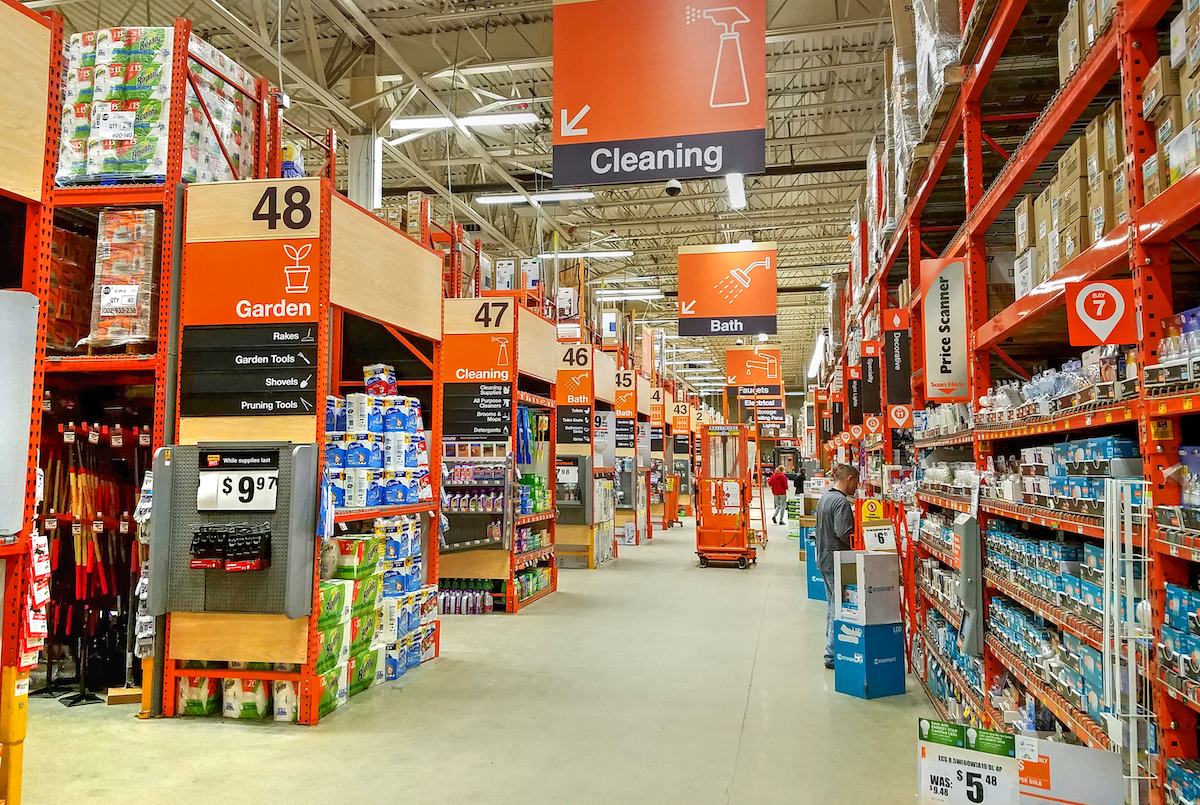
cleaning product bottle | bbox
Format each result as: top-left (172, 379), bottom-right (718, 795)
top-left (699, 7), bottom-right (751, 108)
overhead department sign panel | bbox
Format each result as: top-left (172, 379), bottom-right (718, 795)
top-left (679, 242), bottom-right (777, 336)
top-left (552, 0), bottom-right (766, 186)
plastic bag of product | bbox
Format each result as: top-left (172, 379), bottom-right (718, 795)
top-left (177, 676), bottom-right (220, 716)
top-left (273, 680), bottom-right (298, 722)
top-left (78, 208), bottom-right (158, 349)
top-left (914, 0), bottom-right (961, 137)
top-left (222, 678), bottom-right (270, 719)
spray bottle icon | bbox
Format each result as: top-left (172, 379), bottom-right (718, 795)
top-left (687, 6), bottom-right (751, 108)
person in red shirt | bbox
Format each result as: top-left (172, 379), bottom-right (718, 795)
top-left (768, 467), bottom-right (789, 524)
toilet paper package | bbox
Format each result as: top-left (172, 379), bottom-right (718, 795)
top-left (420, 623), bottom-right (438, 663)
top-left (384, 432), bottom-right (419, 469)
top-left (344, 433), bottom-right (384, 468)
top-left (176, 675), bottom-right (220, 716)
top-left (344, 468), bottom-right (367, 508)
top-left (222, 678), bottom-right (269, 719)
top-left (325, 396), bottom-right (347, 431)
top-left (364, 364), bottom-right (396, 395)
top-left (406, 634), bottom-right (422, 669)
top-left (346, 394), bottom-right (384, 433)
top-left (272, 680), bottom-right (298, 722)
top-left (324, 432), bottom-right (346, 467)
top-left (420, 587), bottom-right (439, 624)
top-left (363, 470), bottom-right (388, 507)
top-left (385, 645), bottom-right (407, 680)
top-left (330, 469), bottom-right (347, 507)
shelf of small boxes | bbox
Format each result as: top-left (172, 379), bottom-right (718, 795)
top-left (984, 633), bottom-right (1111, 751)
top-left (913, 430), bottom-right (974, 449)
top-left (916, 489), bottom-right (973, 514)
top-left (324, 372), bottom-right (436, 516)
top-left (975, 399), bottom-right (1138, 441)
top-left (919, 622), bottom-right (990, 726)
top-left (917, 519), bottom-right (959, 569)
top-left (917, 577), bottom-right (963, 627)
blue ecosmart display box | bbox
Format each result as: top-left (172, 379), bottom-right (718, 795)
top-left (833, 620), bottom-right (906, 699)
top-left (805, 539), bottom-right (826, 601)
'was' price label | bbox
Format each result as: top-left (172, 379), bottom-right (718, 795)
top-left (195, 449), bottom-right (280, 512)
top-left (917, 719), bottom-right (1019, 805)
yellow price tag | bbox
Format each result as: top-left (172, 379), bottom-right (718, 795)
top-left (1186, 398), bottom-right (1194, 410)
top-left (1160, 402), bottom-right (1168, 414)
top-left (1105, 412), bottom-right (1113, 423)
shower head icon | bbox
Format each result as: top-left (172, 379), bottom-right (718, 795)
top-left (716, 258), bottom-right (770, 303)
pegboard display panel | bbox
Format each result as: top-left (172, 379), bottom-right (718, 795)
top-left (148, 441), bottom-right (316, 617)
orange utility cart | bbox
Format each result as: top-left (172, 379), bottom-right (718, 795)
top-left (695, 424), bottom-right (756, 568)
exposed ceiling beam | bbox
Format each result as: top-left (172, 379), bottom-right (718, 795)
top-left (765, 17), bottom-right (890, 43)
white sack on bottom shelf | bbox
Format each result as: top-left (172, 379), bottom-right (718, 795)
top-left (176, 676), bottom-right (220, 716)
top-left (222, 678), bottom-right (270, 719)
top-left (273, 680), bottom-right (298, 722)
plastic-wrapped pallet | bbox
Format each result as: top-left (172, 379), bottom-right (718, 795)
top-left (183, 35), bottom-right (258, 183)
top-left (48, 227), bottom-right (96, 352)
top-left (56, 32), bottom-right (97, 184)
top-left (890, 48), bottom-right (920, 221)
top-left (78, 208), bottom-right (158, 349)
top-left (914, 0), bottom-right (960, 138)
top-left (86, 28), bottom-right (173, 180)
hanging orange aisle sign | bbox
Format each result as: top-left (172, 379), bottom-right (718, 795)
top-left (888, 404), bottom-right (913, 429)
top-left (615, 370), bottom-right (636, 418)
top-left (672, 402), bottom-right (692, 434)
top-left (865, 414), bottom-right (884, 434)
top-left (678, 242), bottom-right (777, 336)
top-left (552, 0), bottom-right (766, 187)
top-left (442, 298), bottom-right (516, 438)
top-left (725, 347), bottom-right (783, 387)
top-left (556, 343), bottom-right (593, 406)
top-left (649, 385), bottom-right (665, 428)
top-left (1065, 280), bottom-right (1138, 346)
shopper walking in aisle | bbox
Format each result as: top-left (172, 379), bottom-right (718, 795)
top-left (815, 464), bottom-right (859, 668)
top-left (768, 466), bottom-right (789, 524)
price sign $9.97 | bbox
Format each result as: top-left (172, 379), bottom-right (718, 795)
top-left (197, 451), bottom-right (281, 512)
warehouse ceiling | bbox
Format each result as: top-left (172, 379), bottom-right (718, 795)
top-left (29, 0), bottom-right (893, 390)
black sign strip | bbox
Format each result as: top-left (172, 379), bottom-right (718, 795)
top-left (183, 323), bottom-right (318, 350)
top-left (862, 356), bottom-right (882, 414)
top-left (552, 129), bottom-right (766, 187)
top-left (678, 315), bottom-right (777, 337)
top-left (180, 392), bottom-right (318, 417)
top-left (885, 329), bottom-right (913, 406)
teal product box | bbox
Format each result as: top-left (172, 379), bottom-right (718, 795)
top-left (1168, 583), bottom-right (1192, 632)
top-left (1081, 644), bottom-right (1103, 687)
top-left (805, 540), bottom-right (826, 600)
top-left (1081, 578), bottom-right (1104, 614)
top-left (833, 621), bottom-right (906, 700)
top-left (1084, 679), bottom-right (1108, 724)
top-left (1087, 435), bottom-right (1140, 460)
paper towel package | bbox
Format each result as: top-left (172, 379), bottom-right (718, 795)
top-left (176, 676), bottom-right (219, 716)
top-left (272, 680), bottom-right (298, 722)
top-left (222, 678), bottom-right (269, 719)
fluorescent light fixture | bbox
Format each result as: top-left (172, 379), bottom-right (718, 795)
top-left (594, 290), bottom-right (663, 302)
top-left (665, 359), bottom-right (714, 365)
top-left (757, 333), bottom-right (769, 343)
top-left (675, 368), bottom-right (715, 374)
top-left (390, 112), bottom-right (538, 130)
top-left (738, 238), bottom-right (752, 245)
top-left (807, 331), bottom-right (827, 379)
top-left (539, 250), bottom-right (634, 260)
top-left (820, 282), bottom-right (830, 289)
top-left (586, 276), bottom-right (651, 285)
top-left (477, 190), bottom-right (595, 205)
top-left (726, 173), bottom-right (747, 210)
top-left (671, 347), bottom-right (706, 353)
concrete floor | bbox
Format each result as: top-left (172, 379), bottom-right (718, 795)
top-left (24, 515), bottom-right (929, 804)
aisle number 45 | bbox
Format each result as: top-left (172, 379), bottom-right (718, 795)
top-left (616, 370), bottom-right (635, 389)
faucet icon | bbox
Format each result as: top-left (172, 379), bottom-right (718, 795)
top-left (744, 352), bottom-right (778, 379)
top-left (687, 5), bottom-right (751, 108)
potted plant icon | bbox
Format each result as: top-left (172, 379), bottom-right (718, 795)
top-left (283, 243), bottom-right (312, 293)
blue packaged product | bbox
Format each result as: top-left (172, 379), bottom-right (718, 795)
top-left (385, 645), bottom-right (406, 680)
top-left (1083, 543), bottom-right (1103, 573)
top-left (344, 433), bottom-right (384, 468)
top-left (1062, 574), bottom-right (1082, 604)
top-left (382, 568), bottom-right (406, 598)
top-left (379, 520), bottom-right (409, 562)
top-left (1087, 435), bottom-right (1140, 460)
top-left (1080, 578), bottom-right (1103, 613)
top-left (404, 557), bottom-right (422, 593)
top-left (325, 432), bottom-right (346, 467)
top-left (330, 469), bottom-right (346, 507)
top-left (325, 396), bottom-right (344, 431)
top-left (1168, 584), bottom-right (1192, 632)
top-left (405, 635), bottom-right (421, 669)
top-left (1080, 644), bottom-right (1103, 686)
top-left (406, 593), bottom-right (422, 633)
top-left (363, 470), bottom-right (386, 507)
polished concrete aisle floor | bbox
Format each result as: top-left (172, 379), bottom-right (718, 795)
top-left (24, 516), bottom-right (929, 804)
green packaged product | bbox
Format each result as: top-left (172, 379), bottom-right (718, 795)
top-left (316, 579), bottom-right (353, 627)
top-left (315, 621), bottom-right (349, 674)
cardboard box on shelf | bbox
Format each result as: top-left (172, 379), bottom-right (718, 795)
top-left (1183, 71), bottom-right (1198, 123)
top-left (1172, 10), bottom-right (1190, 68)
top-left (1059, 217), bottom-right (1088, 267)
top-left (989, 284), bottom-right (1016, 319)
top-left (1058, 176), bottom-right (1090, 224)
top-left (1088, 171), bottom-right (1115, 242)
top-left (1058, 138), bottom-right (1085, 186)
top-left (1015, 248), bottom-right (1037, 299)
top-left (1058, 1), bottom-right (1088, 83)
top-left (1047, 225), bottom-right (1061, 278)
top-left (1034, 186), bottom-right (1051, 248)
top-left (1144, 56), bottom-right (1181, 122)
top-left (1166, 122), bottom-right (1198, 184)
top-left (1015, 195), bottom-right (1034, 253)
top-left (1085, 115), bottom-right (1106, 181)
top-left (1113, 170), bottom-right (1129, 224)
top-left (1143, 148), bottom-right (1167, 201)
top-left (1104, 101), bottom-right (1125, 170)
top-left (1156, 96), bottom-right (1186, 146)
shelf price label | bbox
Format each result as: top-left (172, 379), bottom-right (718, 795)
top-left (918, 719), bottom-right (1019, 805)
top-left (196, 449), bottom-right (280, 512)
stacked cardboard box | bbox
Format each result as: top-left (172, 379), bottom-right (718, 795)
top-left (1013, 196), bottom-right (1036, 300)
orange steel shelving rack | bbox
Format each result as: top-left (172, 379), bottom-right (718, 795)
top-left (0, 3), bottom-right (62, 802)
top-left (848, 0), bottom-right (1200, 796)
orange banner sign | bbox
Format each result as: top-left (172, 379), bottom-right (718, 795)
top-left (678, 242), bottom-right (777, 336)
top-left (445, 332), bottom-right (513, 383)
top-left (724, 347), bottom-right (782, 386)
top-left (552, 0), bottom-right (766, 186)
top-left (183, 238), bottom-right (320, 326)
top-left (615, 370), bottom-right (636, 418)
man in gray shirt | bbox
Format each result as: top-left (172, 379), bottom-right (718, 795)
top-left (815, 464), bottom-right (859, 668)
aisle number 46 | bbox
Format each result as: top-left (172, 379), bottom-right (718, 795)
top-left (558, 344), bottom-right (590, 369)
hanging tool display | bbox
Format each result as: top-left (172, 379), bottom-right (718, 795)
top-left (38, 399), bottom-right (152, 699)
